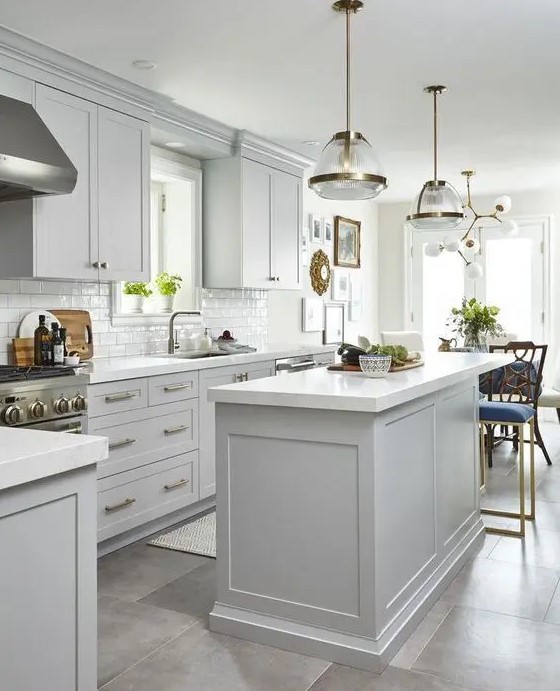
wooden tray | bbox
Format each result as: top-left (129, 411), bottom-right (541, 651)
top-left (327, 359), bottom-right (424, 374)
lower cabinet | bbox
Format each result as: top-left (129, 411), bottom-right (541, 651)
top-left (89, 358), bottom-right (285, 544)
top-left (0, 466), bottom-right (97, 691)
top-left (88, 371), bottom-right (201, 545)
top-left (199, 360), bottom-right (275, 499)
top-left (97, 451), bottom-right (198, 542)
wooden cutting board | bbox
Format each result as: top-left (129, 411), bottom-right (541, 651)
top-left (327, 359), bottom-right (424, 374)
top-left (12, 338), bottom-right (35, 366)
top-left (51, 309), bottom-right (94, 360)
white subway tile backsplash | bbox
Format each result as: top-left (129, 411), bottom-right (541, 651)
top-left (0, 280), bottom-right (20, 293)
top-left (0, 282), bottom-right (267, 364)
top-left (19, 280), bottom-right (43, 294)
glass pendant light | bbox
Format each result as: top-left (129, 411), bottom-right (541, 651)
top-left (407, 86), bottom-right (464, 228)
top-left (309, 0), bottom-right (387, 201)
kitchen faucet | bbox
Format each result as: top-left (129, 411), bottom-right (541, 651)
top-left (168, 311), bottom-right (202, 354)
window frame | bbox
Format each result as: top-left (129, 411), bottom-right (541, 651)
top-left (404, 215), bottom-right (551, 345)
top-left (111, 150), bottom-right (203, 326)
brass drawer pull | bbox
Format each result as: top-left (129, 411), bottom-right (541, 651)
top-left (164, 424), bottom-right (189, 435)
top-left (164, 478), bottom-right (190, 492)
top-left (163, 383), bottom-right (192, 392)
top-left (104, 497), bottom-right (136, 513)
top-left (109, 438), bottom-right (137, 450)
top-left (105, 391), bottom-right (136, 403)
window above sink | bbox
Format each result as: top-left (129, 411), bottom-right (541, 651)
top-left (112, 148), bottom-right (202, 326)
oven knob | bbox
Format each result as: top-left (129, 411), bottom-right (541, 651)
top-left (53, 397), bottom-right (70, 415)
top-left (72, 394), bottom-right (88, 412)
top-left (29, 400), bottom-right (47, 419)
top-left (3, 404), bottom-right (23, 426)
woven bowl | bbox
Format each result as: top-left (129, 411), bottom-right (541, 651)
top-left (359, 354), bottom-right (392, 378)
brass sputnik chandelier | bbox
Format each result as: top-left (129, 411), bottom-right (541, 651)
top-left (424, 170), bottom-right (519, 279)
top-left (309, 0), bottom-right (387, 201)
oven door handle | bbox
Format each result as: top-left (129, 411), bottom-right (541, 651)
top-left (61, 422), bottom-right (82, 434)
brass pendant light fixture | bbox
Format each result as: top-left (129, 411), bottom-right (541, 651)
top-left (308, 0), bottom-right (387, 201)
top-left (407, 86), bottom-right (464, 228)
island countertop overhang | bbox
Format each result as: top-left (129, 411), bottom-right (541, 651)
top-left (208, 352), bottom-right (515, 413)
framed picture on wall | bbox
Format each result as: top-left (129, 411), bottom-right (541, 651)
top-left (324, 219), bottom-right (334, 245)
top-left (310, 213), bottom-right (324, 243)
top-left (323, 302), bottom-right (345, 345)
top-left (332, 268), bottom-right (350, 301)
top-left (334, 216), bottom-right (361, 268)
top-left (302, 297), bottom-right (324, 332)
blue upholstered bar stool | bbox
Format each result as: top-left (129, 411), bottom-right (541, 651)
top-left (479, 400), bottom-right (536, 538)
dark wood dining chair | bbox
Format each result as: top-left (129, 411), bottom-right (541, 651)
top-left (480, 341), bottom-right (551, 466)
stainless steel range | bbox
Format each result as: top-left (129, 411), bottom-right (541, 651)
top-left (0, 366), bottom-right (88, 434)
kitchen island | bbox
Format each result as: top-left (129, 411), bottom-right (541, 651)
top-left (208, 352), bottom-right (512, 672)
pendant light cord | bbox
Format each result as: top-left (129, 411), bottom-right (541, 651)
top-left (346, 6), bottom-right (351, 132)
top-left (433, 89), bottom-right (438, 181)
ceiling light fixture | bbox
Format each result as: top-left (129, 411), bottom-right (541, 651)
top-left (407, 86), bottom-right (464, 229)
top-left (164, 142), bottom-right (184, 149)
top-left (308, 0), bottom-right (387, 201)
top-left (423, 170), bottom-right (517, 279)
top-left (132, 59), bottom-right (156, 70)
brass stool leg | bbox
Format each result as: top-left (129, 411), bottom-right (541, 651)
top-left (479, 424), bottom-right (486, 490)
top-left (481, 418), bottom-right (532, 538)
top-left (528, 417), bottom-right (536, 521)
top-left (518, 424), bottom-right (526, 536)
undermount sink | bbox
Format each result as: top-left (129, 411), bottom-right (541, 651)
top-left (153, 350), bottom-right (230, 359)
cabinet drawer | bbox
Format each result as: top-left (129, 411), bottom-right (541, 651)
top-left (88, 379), bottom-right (148, 418)
top-left (97, 452), bottom-right (198, 541)
top-left (90, 400), bottom-right (198, 479)
top-left (149, 371), bottom-right (198, 406)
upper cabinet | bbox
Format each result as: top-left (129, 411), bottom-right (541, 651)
top-left (97, 107), bottom-right (150, 281)
top-left (0, 79), bottom-right (150, 281)
top-left (34, 85), bottom-right (99, 280)
top-left (203, 156), bottom-right (302, 290)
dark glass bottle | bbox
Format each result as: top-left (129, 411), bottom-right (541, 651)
top-left (51, 323), bottom-right (64, 366)
top-left (59, 327), bottom-right (68, 357)
top-left (34, 314), bottom-right (49, 366)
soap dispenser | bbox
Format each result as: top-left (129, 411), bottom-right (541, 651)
top-left (200, 328), bottom-right (212, 351)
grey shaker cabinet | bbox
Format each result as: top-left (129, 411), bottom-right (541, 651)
top-left (203, 156), bottom-right (302, 290)
top-left (0, 465), bottom-right (97, 691)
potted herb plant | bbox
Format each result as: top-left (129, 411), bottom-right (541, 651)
top-left (122, 282), bottom-right (152, 313)
top-left (448, 297), bottom-right (504, 351)
top-left (153, 272), bottom-right (182, 313)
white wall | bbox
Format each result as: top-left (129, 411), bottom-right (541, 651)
top-left (377, 189), bottom-right (559, 371)
top-left (267, 168), bottom-right (380, 347)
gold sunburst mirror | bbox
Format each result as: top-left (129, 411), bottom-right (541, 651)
top-left (310, 249), bottom-right (331, 296)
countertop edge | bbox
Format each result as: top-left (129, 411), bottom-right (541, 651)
top-left (0, 431), bottom-right (108, 492)
top-left (208, 355), bottom-right (515, 413)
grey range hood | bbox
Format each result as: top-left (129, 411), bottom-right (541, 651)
top-left (0, 94), bottom-right (77, 203)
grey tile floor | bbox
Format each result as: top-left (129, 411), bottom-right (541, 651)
top-left (98, 421), bottom-right (560, 691)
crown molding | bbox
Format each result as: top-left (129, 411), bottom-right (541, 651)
top-left (235, 130), bottom-right (314, 175)
top-left (0, 25), bottom-right (312, 165)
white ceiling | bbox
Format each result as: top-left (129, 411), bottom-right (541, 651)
top-left (2, 0), bottom-right (560, 201)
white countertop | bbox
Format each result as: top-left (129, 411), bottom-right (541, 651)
top-left (0, 427), bottom-right (108, 492)
top-left (83, 344), bottom-right (335, 384)
top-left (208, 352), bottom-right (515, 413)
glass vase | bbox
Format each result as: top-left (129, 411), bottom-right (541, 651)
top-left (464, 332), bottom-right (489, 353)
